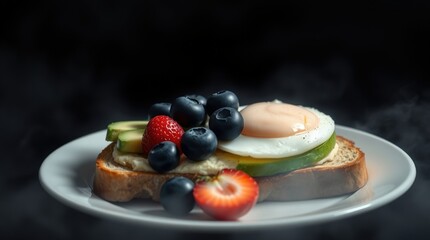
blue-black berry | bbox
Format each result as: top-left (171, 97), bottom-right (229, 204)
top-left (160, 177), bottom-right (195, 216)
top-left (148, 141), bottom-right (180, 173)
top-left (186, 94), bottom-right (207, 107)
top-left (170, 96), bottom-right (206, 128)
top-left (181, 127), bottom-right (218, 161)
top-left (209, 107), bottom-right (244, 141)
top-left (148, 102), bottom-right (171, 119)
top-left (206, 90), bottom-right (239, 116)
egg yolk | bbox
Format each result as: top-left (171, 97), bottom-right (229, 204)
top-left (240, 102), bottom-right (319, 138)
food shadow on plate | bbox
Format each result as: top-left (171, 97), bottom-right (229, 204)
top-left (71, 154), bottom-right (97, 194)
top-left (90, 194), bottom-right (214, 222)
top-left (141, 207), bottom-right (214, 221)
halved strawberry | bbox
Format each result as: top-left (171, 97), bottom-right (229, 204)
top-left (141, 115), bottom-right (184, 157)
top-left (193, 168), bottom-right (259, 220)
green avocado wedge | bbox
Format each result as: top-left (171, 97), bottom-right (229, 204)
top-left (106, 120), bottom-right (148, 141)
top-left (214, 133), bottom-right (336, 177)
top-left (116, 129), bottom-right (145, 153)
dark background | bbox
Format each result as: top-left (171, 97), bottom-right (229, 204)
top-left (1, 0), bottom-right (429, 239)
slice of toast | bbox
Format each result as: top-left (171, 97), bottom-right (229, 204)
top-left (256, 136), bottom-right (368, 201)
top-left (93, 136), bottom-right (367, 202)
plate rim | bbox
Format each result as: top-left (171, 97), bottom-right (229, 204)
top-left (39, 125), bottom-right (416, 231)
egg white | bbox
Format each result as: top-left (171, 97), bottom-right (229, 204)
top-left (217, 107), bottom-right (335, 158)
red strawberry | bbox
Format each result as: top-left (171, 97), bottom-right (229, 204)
top-left (141, 115), bottom-right (184, 157)
top-left (193, 168), bottom-right (259, 220)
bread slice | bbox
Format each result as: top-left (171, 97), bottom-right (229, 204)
top-left (256, 136), bottom-right (368, 201)
top-left (93, 136), bottom-right (367, 202)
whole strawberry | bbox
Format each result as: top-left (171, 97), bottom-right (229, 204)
top-left (141, 115), bottom-right (184, 157)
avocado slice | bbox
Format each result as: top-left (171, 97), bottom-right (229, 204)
top-left (106, 120), bottom-right (148, 141)
top-left (116, 129), bottom-right (145, 153)
top-left (214, 133), bottom-right (336, 177)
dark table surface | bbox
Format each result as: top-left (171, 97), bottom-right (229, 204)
top-left (1, 1), bottom-right (429, 239)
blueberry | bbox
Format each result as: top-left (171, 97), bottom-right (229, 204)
top-left (209, 107), bottom-right (244, 141)
top-left (181, 127), bottom-right (218, 161)
top-left (186, 94), bottom-right (207, 106)
top-left (206, 90), bottom-right (239, 116)
top-left (186, 94), bottom-right (208, 126)
top-left (148, 102), bottom-right (171, 119)
top-left (160, 177), bottom-right (195, 216)
top-left (148, 141), bottom-right (180, 173)
top-left (170, 96), bottom-right (206, 128)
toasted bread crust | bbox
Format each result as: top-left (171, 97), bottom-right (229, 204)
top-left (93, 143), bottom-right (204, 202)
top-left (93, 136), bottom-right (368, 202)
top-left (255, 136), bottom-right (368, 201)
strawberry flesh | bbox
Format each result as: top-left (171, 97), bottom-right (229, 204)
top-left (193, 168), bottom-right (259, 220)
top-left (141, 115), bottom-right (184, 157)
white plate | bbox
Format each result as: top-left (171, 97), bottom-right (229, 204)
top-left (39, 125), bottom-right (416, 231)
